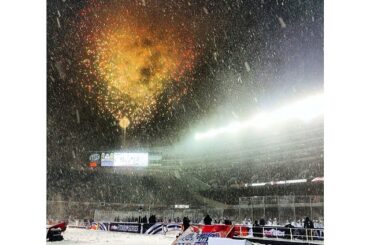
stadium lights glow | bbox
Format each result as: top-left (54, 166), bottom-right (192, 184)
top-left (195, 93), bottom-right (323, 140)
top-left (246, 179), bottom-right (308, 188)
top-left (175, 204), bottom-right (190, 209)
top-left (276, 180), bottom-right (287, 185)
top-left (311, 177), bottom-right (324, 182)
top-left (250, 183), bottom-right (266, 187)
top-left (285, 179), bottom-right (307, 184)
top-left (288, 179), bottom-right (307, 184)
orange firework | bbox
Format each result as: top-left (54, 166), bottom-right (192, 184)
top-left (78, 2), bottom-right (198, 127)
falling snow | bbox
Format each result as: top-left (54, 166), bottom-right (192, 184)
top-left (244, 61), bottom-right (251, 72)
top-left (56, 17), bottom-right (61, 28)
top-left (277, 16), bottom-right (286, 28)
top-left (203, 7), bottom-right (209, 15)
top-left (47, 0), bottom-right (324, 238)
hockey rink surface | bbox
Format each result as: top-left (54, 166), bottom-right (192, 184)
top-left (55, 227), bottom-right (177, 245)
top-left (52, 227), bottom-right (261, 245)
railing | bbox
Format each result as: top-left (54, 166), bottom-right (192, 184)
top-left (239, 195), bottom-right (324, 206)
top-left (238, 195), bottom-right (323, 224)
top-left (235, 226), bottom-right (324, 243)
top-left (47, 196), bottom-right (323, 226)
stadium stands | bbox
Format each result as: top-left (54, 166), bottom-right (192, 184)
top-left (47, 117), bottom-right (323, 222)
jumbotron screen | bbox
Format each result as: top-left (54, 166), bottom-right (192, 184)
top-left (113, 153), bottom-right (149, 167)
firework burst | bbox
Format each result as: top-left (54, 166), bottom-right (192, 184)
top-left (77, 1), bottom-right (198, 127)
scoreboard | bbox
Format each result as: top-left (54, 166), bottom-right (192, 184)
top-left (89, 152), bottom-right (150, 167)
top-left (113, 153), bottom-right (148, 167)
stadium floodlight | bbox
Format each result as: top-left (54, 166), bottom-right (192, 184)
top-left (194, 93), bottom-right (323, 140)
top-left (276, 180), bottom-right (286, 185)
top-left (175, 204), bottom-right (190, 209)
top-left (247, 178), bottom-right (308, 188)
top-left (285, 179), bottom-right (307, 184)
top-left (250, 182), bottom-right (266, 187)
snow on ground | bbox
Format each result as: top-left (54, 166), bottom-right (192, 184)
top-left (54, 228), bottom-right (177, 245)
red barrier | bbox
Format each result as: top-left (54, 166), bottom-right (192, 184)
top-left (191, 224), bottom-right (234, 238)
top-left (233, 225), bottom-right (249, 237)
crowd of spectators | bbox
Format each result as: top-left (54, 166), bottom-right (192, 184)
top-left (48, 165), bottom-right (201, 206)
top-left (184, 153), bottom-right (323, 188)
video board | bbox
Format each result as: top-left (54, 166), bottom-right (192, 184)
top-left (113, 153), bottom-right (148, 167)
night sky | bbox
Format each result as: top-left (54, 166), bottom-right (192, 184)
top-left (47, 0), bottom-right (323, 167)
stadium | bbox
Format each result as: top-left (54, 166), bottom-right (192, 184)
top-left (47, 0), bottom-right (324, 244)
top-left (47, 93), bottom-right (324, 243)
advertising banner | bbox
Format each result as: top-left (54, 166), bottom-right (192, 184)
top-left (192, 225), bottom-right (234, 238)
top-left (88, 222), bottom-right (109, 231)
top-left (175, 230), bottom-right (221, 245)
top-left (174, 225), bottom-right (234, 245)
top-left (233, 225), bottom-right (249, 237)
top-left (263, 227), bottom-right (286, 238)
top-left (109, 222), bottom-right (141, 233)
top-left (144, 222), bottom-right (181, 234)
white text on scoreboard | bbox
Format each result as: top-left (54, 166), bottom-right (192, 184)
top-left (113, 153), bottom-right (148, 167)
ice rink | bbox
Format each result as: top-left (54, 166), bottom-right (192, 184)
top-left (56, 228), bottom-right (177, 245)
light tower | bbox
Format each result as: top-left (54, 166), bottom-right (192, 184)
top-left (119, 116), bottom-right (130, 148)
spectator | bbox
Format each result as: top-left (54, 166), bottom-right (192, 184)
top-left (304, 217), bottom-right (314, 229)
top-left (149, 215), bottom-right (156, 224)
top-left (259, 218), bottom-right (266, 226)
top-left (183, 216), bottom-right (190, 231)
top-left (285, 223), bottom-right (295, 228)
top-left (142, 215), bottom-right (147, 224)
top-left (273, 218), bottom-right (278, 226)
top-left (267, 218), bottom-right (272, 226)
top-left (296, 219), bottom-right (302, 227)
top-left (162, 221), bottom-right (168, 235)
top-left (304, 217), bottom-right (314, 240)
top-left (284, 223), bottom-right (295, 240)
top-left (253, 220), bottom-right (262, 238)
top-left (204, 214), bottom-right (212, 225)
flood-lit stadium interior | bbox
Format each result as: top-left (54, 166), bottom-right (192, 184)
top-left (48, 95), bottom-right (323, 223)
top-left (47, 0), bottom-right (324, 235)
